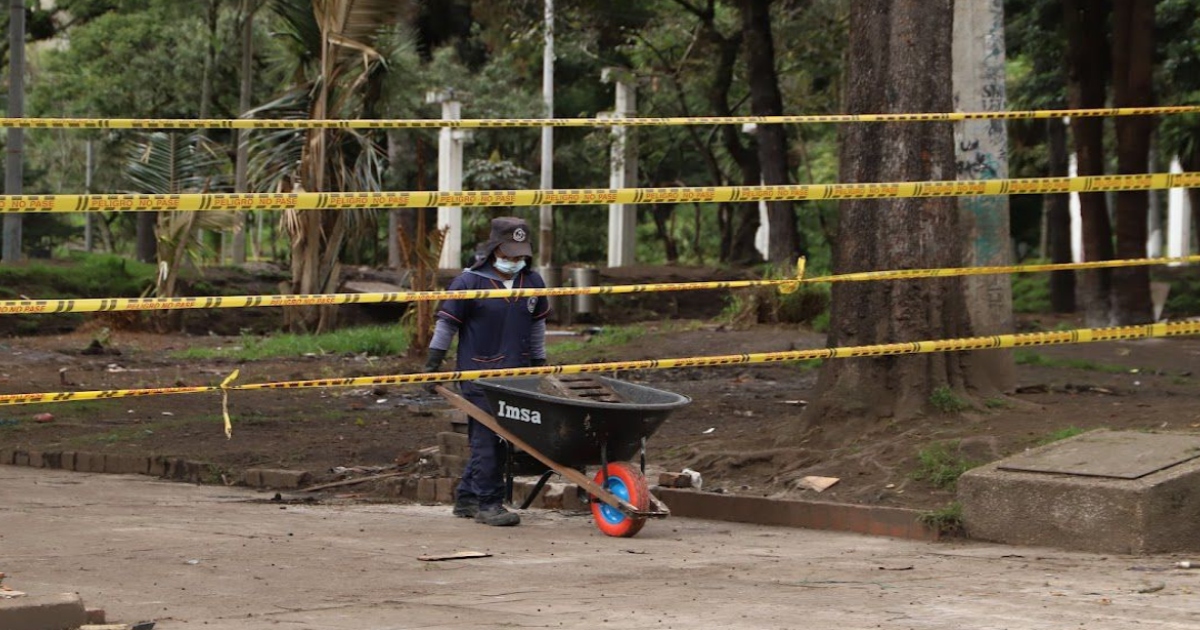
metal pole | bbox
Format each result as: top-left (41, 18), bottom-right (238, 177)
top-left (3, 0), bottom-right (25, 263)
top-left (538, 0), bottom-right (554, 268)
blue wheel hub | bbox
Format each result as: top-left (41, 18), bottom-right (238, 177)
top-left (599, 476), bottom-right (630, 524)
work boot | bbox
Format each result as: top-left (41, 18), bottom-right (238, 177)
top-left (452, 494), bottom-right (479, 519)
top-left (474, 505), bottom-right (520, 527)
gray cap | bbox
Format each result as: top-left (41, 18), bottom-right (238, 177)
top-left (481, 216), bottom-right (533, 259)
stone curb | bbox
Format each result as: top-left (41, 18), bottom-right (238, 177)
top-left (0, 450), bottom-right (940, 541)
top-left (0, 593), bottom-right (88, 630)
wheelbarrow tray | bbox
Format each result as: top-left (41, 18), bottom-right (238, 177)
top-left (475, 376), bottom-right (691, 467)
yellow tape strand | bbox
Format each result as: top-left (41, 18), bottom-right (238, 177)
top-left (2, 255), bottom-right (1195, 316)
top-left (1, 105), bottom-right (1198, 130)
top-left (0, 172), bottom-right (1197, 214)
top-left (2, 321), bottom-right (1196, 407)
top-left (219, 369), bottom-right (240, 438)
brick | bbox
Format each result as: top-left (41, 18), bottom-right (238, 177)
top-left (435, 477), bottom-right (456, 503)
top-left (416, 477), bottom-right (437, 503)
top-left (240, 469), bottom-right (263, 487)
top-left (256, 469), bottom-right (311, 489)
top-left (539, 483), bottom-right (565, 510)
top-left (657, 472), bottom-right (694, 488)
top-left (0, 593), bottom-right (88, 630)
top-left (85, 607), bottom-right (107, 624)
top-left (59, 451), bottom-right (78, 471)
top-left (105, 454), bottom-right (149, 475)
top-left (41, 451), bottom-right (63, 469)
top-left (80, 625), bottom-right (131, 630)
top-left (0, 448), bottom-right (14, 465)
top-left (26, 450), bottom-right (44, 468)
top-left (147, 456), bottom-right (167, 477)
top-left (435, 453), bottom-right (465, 477)
top-left (13, 451), bottom-right (29, 467)
top-left (402, 476), bottom-right (419, 500)
top-left (562, 484), bottom-right (587, 511)
top-left (436, 432), bottom-right (469, 458)
top-left (74, 452), bottom-right (104, 473)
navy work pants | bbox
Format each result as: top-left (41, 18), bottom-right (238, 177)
top-left (455, 391), bottom-right (507, 508)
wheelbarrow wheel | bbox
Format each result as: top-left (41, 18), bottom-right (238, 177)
top-left (590, 462), bottom-right (649, 538)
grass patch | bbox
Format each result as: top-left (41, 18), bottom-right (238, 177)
top-left (912, 441), bottom-right (976, 490)
top-left (173, 324), bottom-right (411, 360)
top-left (1036, 426), bottom-right (1088, 446)
top-left (918, 501), bottom-right (965, 536)
top-left (1015, 350), bottom-right (1128, 373)
top-left (929, 386), bottom-right (969, 414)
top-left (983, 397), bottom-right (1011, 410)
top-left (548, 324), bottom-right (649, 360)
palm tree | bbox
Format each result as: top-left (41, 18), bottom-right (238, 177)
top-left (126, 131), bottom-right (234, 301)
top-left (249, 0), bottom-right (414, 332)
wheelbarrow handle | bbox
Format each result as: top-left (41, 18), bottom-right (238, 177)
top-left (433, 385), bottom-right (645, 516)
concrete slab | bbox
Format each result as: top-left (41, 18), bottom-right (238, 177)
top-left (960, 430), bottom-right (1200, 553)
top-left (999, 431), bottom-right (1200, 479)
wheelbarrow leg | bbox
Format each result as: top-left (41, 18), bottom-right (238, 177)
top-left (520, 469), bottom-right (556, 510)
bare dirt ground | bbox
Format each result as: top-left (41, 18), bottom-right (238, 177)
top-left (3, 303), bottom-right (1199, 513)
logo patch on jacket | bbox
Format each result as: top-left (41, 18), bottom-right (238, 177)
top-left (527, 297), bottom-right (537, 313)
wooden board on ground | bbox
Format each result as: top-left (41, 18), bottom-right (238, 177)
top-left (538, 375), bottom-right (624, 403)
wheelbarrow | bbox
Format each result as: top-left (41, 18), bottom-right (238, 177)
top-left (435, 375), bottom-right (690, 537)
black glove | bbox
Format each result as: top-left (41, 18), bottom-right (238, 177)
top-left (530, 357), bottom-right (547, 368)
top-left (421, 349), bottom-right (448, 395)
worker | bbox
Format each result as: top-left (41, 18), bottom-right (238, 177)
top-left (422, 217), bottom-right (551, 526)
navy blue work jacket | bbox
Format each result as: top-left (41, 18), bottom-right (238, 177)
top-left (436, 266), bottom-right (551, 395)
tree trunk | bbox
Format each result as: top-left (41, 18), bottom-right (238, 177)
top-left (136, 213), bottom-right (157, 262)
top-left (801, 0), bottom-right (970, 436)
top-left (1046, 118), bottom-right (1076, 312)
top-left (952, 0), bottom-right (1014, 394)
top-left (1064, 0), bottom-right (1114, 325)
top-left (740, 0), bottom-right (799, 264)
top-left (1110, 0), bottom-right (1155, 324)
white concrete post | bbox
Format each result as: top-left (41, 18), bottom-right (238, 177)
top-left (1069, 149), bottom-right (1083, 262)
top-left (742, 123), bottom-right (770, 259)
top-left (602, 68), bottom-right (637, 268)
top-left (1168, 157), bottom-right (1193, 265)
top-left (426, 90), bottom-right (468, 269)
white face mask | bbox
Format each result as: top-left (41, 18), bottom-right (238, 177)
top-left (493, 257), bottom-right (526, 275)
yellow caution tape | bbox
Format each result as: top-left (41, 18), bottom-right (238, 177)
top-left (1, 105), bottom-right (1198, 130)
top-left (2, 321), bottom-right (1196, 410)
top-left (0, 172), bottom-right (1195, 214)
top-left (219, 369), bottom-right (239, 439)
top-left (2, 255), bottom-right (1196, 316)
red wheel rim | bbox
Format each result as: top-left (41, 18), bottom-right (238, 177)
top-left (590, 462), bottom-right (649, 538)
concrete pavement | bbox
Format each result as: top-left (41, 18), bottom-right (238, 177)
top-left (3, 466), bottom-right (1200, 629)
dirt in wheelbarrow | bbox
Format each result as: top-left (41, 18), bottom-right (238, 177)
top-left (2, 301), bottom-right (1200, 513)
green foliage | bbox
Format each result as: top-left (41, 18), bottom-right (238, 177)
top-left (912, 443), bottom-right (976, 490)
top-left (172, 324), bottom-right (411, 361)
top-left (1011, 272), bottom-right (1051, 313)
top-left (0, 253), bottom-right (155, 299)
top-left (918, 502), bottom-right (965, 536)
top-left (929, 387), bottom-right (969, 414)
